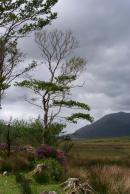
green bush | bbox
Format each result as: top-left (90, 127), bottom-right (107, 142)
top-left (61, 141), bottom-right (74, 154)
top-left (43, 123), bottom-right (65, 146)
top-left (12, 156), bottom-right (34, 172)
top-left (0, 160), bottom-right (12, 172)
top-left (0, 118), bottom-right (43, 147)
top-left (0, 156), bottom-right (34, 173)
top-left (44, 158), bottom-right (64, 182)
top-left (33, 170), bottom-right (51, 183)
top-left (33, 158), bottom-right (64, 183)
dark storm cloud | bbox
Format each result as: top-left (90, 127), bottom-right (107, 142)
top-left (0, 0), bottom-right (130, 132)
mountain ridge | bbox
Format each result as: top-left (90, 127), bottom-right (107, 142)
top-left (72, 112), bottom-right (130, 138)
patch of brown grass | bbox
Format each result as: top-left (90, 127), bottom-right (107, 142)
top-left (89, 165), bottom-right (130, 194)
top-left (68, 154), bottom-right (130, 169)
top-left (67, 154), bottom-right (130, 194)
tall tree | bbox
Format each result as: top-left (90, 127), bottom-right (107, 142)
top-left (16, 30), bottom-right (93, 143)
top-left (0, 0), bottom-right (58, 108)
top-left (0, 37), bottom-right (37, 108)
top-left (0, 0), bottom-right (58, 37)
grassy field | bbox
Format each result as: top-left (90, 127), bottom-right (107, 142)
top-left (72, 136), bottom-right (130, 159)
top-left (0, 175), bottom-right (64, 194)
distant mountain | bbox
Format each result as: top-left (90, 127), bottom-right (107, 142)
top-left (73, 112), bottom-right (130, 138)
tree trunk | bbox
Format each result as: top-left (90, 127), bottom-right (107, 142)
top-left (0, 90), bottom-right (2, 109)
top-left (43, 95), bottom-right (49, 144)
top-left (6, 125), bottom-right (11, 157)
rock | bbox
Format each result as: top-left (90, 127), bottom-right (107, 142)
top-left (40, 192), bottom-right (57, 194)
top-left (61, 178), bottom-right (79, 191)
top-left (33, 163), bottom-right (47, 174)
top-left (3, 171), bottom-right (8, 176)
top-left (61, 178), bottom-right (93, 193)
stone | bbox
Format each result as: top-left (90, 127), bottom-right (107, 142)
top-left (33, 163), bottom-right (47, 174)
top-left (40, 192), bottom-right (57, 194)
top-left (61, 178), bottom-right (93, 193)
top-left (3, 171), bottom-right (8, 176)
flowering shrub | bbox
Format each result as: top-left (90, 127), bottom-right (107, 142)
top-left (0, 143), bottom-right (7, 150)
top-left (0, 144), bottom-right (7, 157)
top-left (56, 149), bottom-right (66, 164)
top-left (37, 144), bottom-right (54, 157)
top-left (36, 144), bottom-right (66, 164)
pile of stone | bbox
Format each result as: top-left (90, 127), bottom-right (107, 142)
top-left (61, 178), bottom-right (94, 194)
top-left (40, 192), bottom-right (57, 194)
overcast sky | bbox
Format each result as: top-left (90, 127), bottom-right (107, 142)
top-left (0, 0), bottom-right (130, 133)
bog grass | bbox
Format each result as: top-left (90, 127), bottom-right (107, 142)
top-left (71, 136), bottom-right (130, 160)
top-left (89, 165), bottom-right (130, 194)
top-left (66, 136), bottom-right (130, 194)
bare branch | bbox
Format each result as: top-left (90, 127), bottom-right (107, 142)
top-left (25, 97), bottom-right (43, 110)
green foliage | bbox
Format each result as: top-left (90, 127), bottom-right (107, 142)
top-left (55, 75), bottom-right (76, 83)
top-left (0, 0), bottom-right (58, 36)
top-left (0, 0), bottom-right (58, 108)
top-left (43, 123), bottom-right (65, 145)
top-left (0, 76), bottom-right (10, 90)
top-left (0, 159), bottom-right (12, 172)
top-left (0, 156), bottom-right (33, 173)
top-left (61, 141), bottom-right (74, 154)
top-left (0, 118), bottom-right (65, 148)
top-left (67, 113), bottom-right (94, 123)
top-left (0, 37), bottom-right (37, 108)
top-left (15, 79), bottom-right (69, 93)
top-left (33, 169), bottom-right (51, 183)
top-left (44, 158), bottom-right (64, 181)
top-left (0, 38), bottom-right (22, 91)
top-left (53, 100), bottom-right (90, 110)
top-left (0, 118), bottom-right (43, 146)
top-left (34, 158), bottom-right (64, 183)
top-left (64, 57), bottom-right (87, 75)
top-left (11, 118), bottom-right (43, 145)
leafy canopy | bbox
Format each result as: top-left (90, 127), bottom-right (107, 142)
top-left (0, 0), bottom-right (58, 36)
top-left (15, 79), bottom-right (70, 93)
